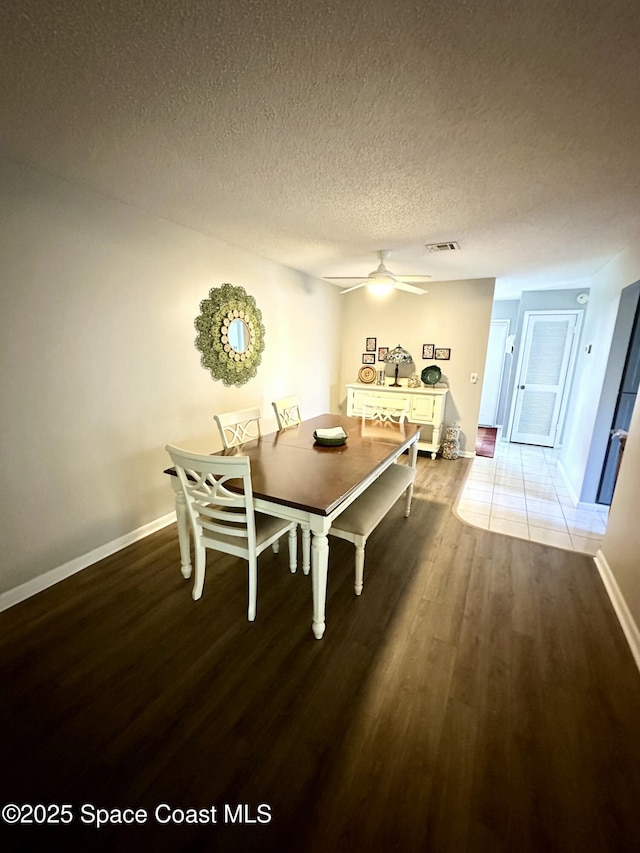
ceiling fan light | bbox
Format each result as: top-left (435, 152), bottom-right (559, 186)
top-left (368, 282), bottom-right (394, 296)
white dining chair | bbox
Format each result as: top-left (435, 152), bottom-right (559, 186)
top-left (272, 395), bottom-right (302, 430)
top-left (166, 445), bottom-right (297, 620)
top-left (361, 400), bottom-right (409, 424)
top-left (214, 406), bottom-right (262, 449)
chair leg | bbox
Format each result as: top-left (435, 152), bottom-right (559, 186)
top-left (175, 490), bottom-right (192, 579)
top-left (247, 556), bottom-right (257, 621)
top-left (192, 544), bottom-right (206, 600)
top-left (354, 543), bottom-right (365, 596)
top-left (288, 526), bottom-right (297, 573)
top-left (272, 537), bottom-right (280, 554)
top-left (301, 523), bottom-right (311, 575)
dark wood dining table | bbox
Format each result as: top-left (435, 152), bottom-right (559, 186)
top-left (165, 413), bottom-right (420, 639)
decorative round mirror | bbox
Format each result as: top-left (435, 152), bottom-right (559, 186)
top-left (194, 283), bottom-right (265, 386)
top-left (228, 318), bottom-right (250, 353)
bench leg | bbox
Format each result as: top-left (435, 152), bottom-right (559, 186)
top-left (404, 483), bottom-right (414, 517)
top-left (354, 543), bottom-right (365, 595)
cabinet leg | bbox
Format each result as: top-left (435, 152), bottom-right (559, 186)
top-left (431, 425), bottom-right (442, 460)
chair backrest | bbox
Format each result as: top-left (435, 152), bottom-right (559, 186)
top-left (214, 406), bottom-right (262, 449)
top-left (362, 399), bottom-right (409, 424)
top-left (272, 395), bottom-right (302, 430)
top-left (166, 444), bottom-right (257, 554)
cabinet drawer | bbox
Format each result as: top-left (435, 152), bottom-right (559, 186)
top-left (349, 390), bottom-right (411, 416)
top-left (365, 393), bottom-right (411, 413)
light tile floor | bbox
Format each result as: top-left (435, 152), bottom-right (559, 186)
top-left (455, 440), bottom-right (609, 555)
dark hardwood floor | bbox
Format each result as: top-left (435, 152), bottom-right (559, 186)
top-left (2, 455), bottom-right (640, 851)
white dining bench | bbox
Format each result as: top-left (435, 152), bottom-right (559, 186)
top-left (329, 461), bottom-right (415, 595)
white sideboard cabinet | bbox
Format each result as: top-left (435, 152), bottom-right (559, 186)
top-left (346, 383), bottom-right (449, 459)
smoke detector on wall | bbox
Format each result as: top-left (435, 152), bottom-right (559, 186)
top-left (426, 241), bottom-right (460, 252)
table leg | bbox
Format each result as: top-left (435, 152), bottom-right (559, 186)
top-left (405, 436), bottom-right (418, 516)
top-left (171, 480), bottom-right (192, 579)
top-left (311, 530), bottom-right (329, 639)
top-left (409, 436), bottom-right (419, 470)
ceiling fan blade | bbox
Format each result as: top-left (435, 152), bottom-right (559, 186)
top-left (394, 280), bottom-right (429, 295)
top-left (324, 249), bottom-right (432, 295)
top-left (393, 275), bottom-right (432, 282)
top-left (339, 282), bottom-right (368, 294)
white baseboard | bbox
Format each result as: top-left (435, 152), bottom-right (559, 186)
top-left (0, 511), bottom-right (177, 613)
top-left (594, 549), bottom-right (640, 674)
top-left (577, 499), bottom-right (608, 515)
top-left (556, 460), bottom-right (609, 514)
top-left (556, 458), bottom-right (580, 507)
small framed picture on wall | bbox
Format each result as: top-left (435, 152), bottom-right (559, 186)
top-left (365, 337), bottom-right (377, 352)
top-left (362, 353), bottom-right (376, 364)
top-left (422, 343), bottom-right (434, 359)
top-left (378, 346), bottom-right (389, 361)
top-left (435, 347), bottom-right (451, 360)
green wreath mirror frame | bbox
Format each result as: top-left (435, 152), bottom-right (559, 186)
top-left (194, 283), bottom-right (265, 387)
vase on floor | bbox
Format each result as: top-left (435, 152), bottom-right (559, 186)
top-left (440, 423), bottom-right (460, 459)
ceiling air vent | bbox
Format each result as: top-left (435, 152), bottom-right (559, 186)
top-left (426, 241), bottom-right (460, 252)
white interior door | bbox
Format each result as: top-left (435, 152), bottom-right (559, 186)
top-left (509, 311), bottom-right (581, 447)
top-left (478, 319), bottom-right (510, 426)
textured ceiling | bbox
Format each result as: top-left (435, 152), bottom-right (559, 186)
top-left (1, 0), bottom-right (639, 298)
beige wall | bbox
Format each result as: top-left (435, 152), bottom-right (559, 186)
top-left (559, 271), bottom-right (626, 498)
top-left (0, 158), bottom-right (342, 596)
top-left (558, 241), bottom-right (640, 637)
top-left (338, 279), bottom-right (496, 453)
top-left (577, 245), bottom-right (640, 636)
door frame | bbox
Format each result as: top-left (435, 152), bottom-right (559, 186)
top-left (506, 309), bottom-right (583, 446)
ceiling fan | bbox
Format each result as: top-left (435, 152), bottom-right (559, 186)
top-left (323, 250), bottom-right (431, 295)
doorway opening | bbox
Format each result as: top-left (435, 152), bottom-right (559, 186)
top-left (475, 426), bottom-right (498, 458)
top-left (479, 319), bottom-right (510, 427)
top-left (597, 298), bottom-right (640, 505)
